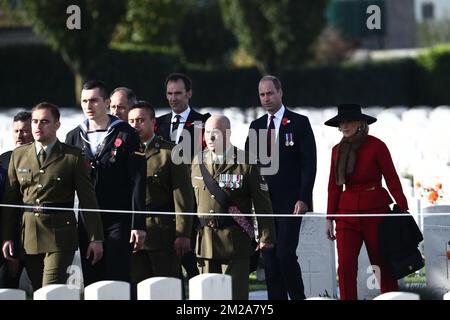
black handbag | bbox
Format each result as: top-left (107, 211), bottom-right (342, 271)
top-left (388, 249), bottom-right (424, 280)
top-left (378, 204), bottom-right (424, 280)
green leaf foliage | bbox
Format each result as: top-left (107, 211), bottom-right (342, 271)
top-left (219, 0), bottom-right (329, 73)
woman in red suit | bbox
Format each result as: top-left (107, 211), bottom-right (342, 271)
top-left (324, 104), bottom-right (409, 300)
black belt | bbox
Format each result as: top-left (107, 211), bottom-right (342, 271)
top-left (23, 202), bottom-right (73, 214)
top-left (198, 216), bottom-right (235, 229)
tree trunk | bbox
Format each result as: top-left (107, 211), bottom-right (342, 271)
top-left (74, 71), bottom-right (84, 107)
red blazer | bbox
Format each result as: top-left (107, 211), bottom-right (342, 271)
top-left (327, 135), bottom-right (408, 216)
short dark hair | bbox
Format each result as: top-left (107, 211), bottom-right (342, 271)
top-left (260, 75), bottom-right (282, 91)
top-left (165, 73), bottom-right (192, 92)
top-left (82, 80), bottom-right (109, 100)
top-left (13, 111), bottom-right (32, 123)
top-left (110, 87), bottom-right (138, 106)
top-left (129, 100), bottom-right (155, 120)
top-left (32, 102), bottom-right (60, 122)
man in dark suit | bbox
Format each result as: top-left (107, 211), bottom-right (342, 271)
top-left (65, 80), bottom-right (147, 286)
top-left (0, 111), bottom-right (34, 289)
top-left (245, 75), bottom-right (317, 300)
top-left (0, 111), bottom-right (34, 169)
top-left (156, 73), bottom-right (210, 162)
top-left (109, 86), bottom-right (137, 122)
top-left (155, 73), bottom-right (210, 286)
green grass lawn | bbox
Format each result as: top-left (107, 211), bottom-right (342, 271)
top-left (249, 272), bottom-right (267, 292)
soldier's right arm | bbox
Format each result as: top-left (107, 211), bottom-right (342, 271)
top-left (74, 153), bottom-right (104, 242)
top-left (172, 160), bottom-right (195, 238)
top-left (248, 163), bottom-right (276, 245)
top-left (1, 151), bottom-right (21, 242)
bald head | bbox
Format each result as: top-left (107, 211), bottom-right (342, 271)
top-left (205, 115), bottom-right (230, 132)
top-left (204, 115), bottom-right (231, 154)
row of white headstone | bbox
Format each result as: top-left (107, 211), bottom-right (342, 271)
top-left (0, 274), bottom-right (232, 300)
top-left (1, 277), bottom-right (448, 300)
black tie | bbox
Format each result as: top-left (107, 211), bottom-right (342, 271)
top-left (38, 148), bottom-right (46, 166)
top-left (267, 115), bottom-right (275, 157)
top-left (171, 114), bottom-right (181, 142)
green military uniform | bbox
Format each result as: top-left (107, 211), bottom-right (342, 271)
top-left (191, 147), bottom-right (276, 300)
top-left (132, 136), bottom-right (194, 284)
top-left (1, 140), bottom-right (103, 289)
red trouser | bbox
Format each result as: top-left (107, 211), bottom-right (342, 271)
top-left (335, 206), bottom-right (398, 300)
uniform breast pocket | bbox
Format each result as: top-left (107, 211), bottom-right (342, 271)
top-left (44, 176), bottom-right (65, 192)
top-left (148, 170), bottom-right (162, 185)
top-left (17, 172), bottom-right (32, 186)
top-left (192, 180), bottom-right (204, 202)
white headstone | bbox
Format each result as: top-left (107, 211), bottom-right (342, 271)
top-left (373, 291), bottom-right (419, 300)
top-left (0, 289), bottom-right (26, 300)
top-left (18, 268), bottom-right (33, 295)
top-left (84, 281), bottom-right (130, 300)
top-left (189, 274), bottom-right (232, 300)
top-left (137, 277), bottom-right (182, 300)
top-left (33, 284), bottom-right (80, 300)
top-left (423, 205), bottom-right (450, 297)
top-left (357, 244), bottom-right (382, 300)
top-left (297, 213), bottom-right (338, 299)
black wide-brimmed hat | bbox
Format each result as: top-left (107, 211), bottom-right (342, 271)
top-left (324, 104), bottom-right (377, 127)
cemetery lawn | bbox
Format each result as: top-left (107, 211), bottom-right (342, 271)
top-left (249, 272), bottom-right (267, 292)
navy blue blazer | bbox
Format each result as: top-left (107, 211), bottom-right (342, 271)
top-left (65, 116), bottom-right (146, 230)
top-left (246, 108), bottom-right (317, 214)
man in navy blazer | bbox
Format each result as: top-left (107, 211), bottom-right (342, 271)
top-left (156, 73), bottom-right (210, 162)
top-left (245, 75), bottom-right (317, 300)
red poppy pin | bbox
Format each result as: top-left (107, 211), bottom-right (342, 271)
top-left (114, 138), bottom-right (123, 147)
top-left (185, 121), bottom-right (193, 128)
top-left (281, 117), bottom-right (291, 125)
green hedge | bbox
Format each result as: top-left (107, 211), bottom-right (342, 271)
top-left (281, 59), bottom-right (423, 107)
top-left (1, 43), bottom-right (450, 109)
top-left (0, 44), bottom-right (74, 108)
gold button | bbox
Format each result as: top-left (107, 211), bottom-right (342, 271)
top-left (39, 170), bottom-right (44, 173)
top-left (209, 210), bottom-right (214, 213)
top-left (36, 199), bottom-right (40, 203)
top-left (66, 221), bottom-right (70, 225)
top-left (38, 184), bottom-right (43, 188)
top-left (211, 195), bottom-right (215, 199)
top-left (34, 213), bottom-right (40, 217)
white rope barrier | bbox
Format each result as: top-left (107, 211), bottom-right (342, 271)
top-left (0, 203), bottom-right (449, 218)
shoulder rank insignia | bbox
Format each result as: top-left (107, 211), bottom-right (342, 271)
top-left (134, 143), bottom-right (146, 156)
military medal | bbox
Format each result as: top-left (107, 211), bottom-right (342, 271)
top-left (285, 133), bottom-right (294, 146)
top-left (227, 174), bottom-right (232, 189)
top-left (235, 175), bottom-right (242, 188)
top-left (230, 175), bottom-right (236, 189)
top-left (219, 174), bottom-right (225, 188)
top-left (109, 148), bottom-right (117, 163)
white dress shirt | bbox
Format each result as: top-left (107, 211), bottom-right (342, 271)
top-left (171, 106), bottom-right (191, 144)
top-left (266, 105), bottom-right (285, 139)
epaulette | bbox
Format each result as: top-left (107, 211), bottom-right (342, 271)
top-left (134, 143), bottom-right (146, 156)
